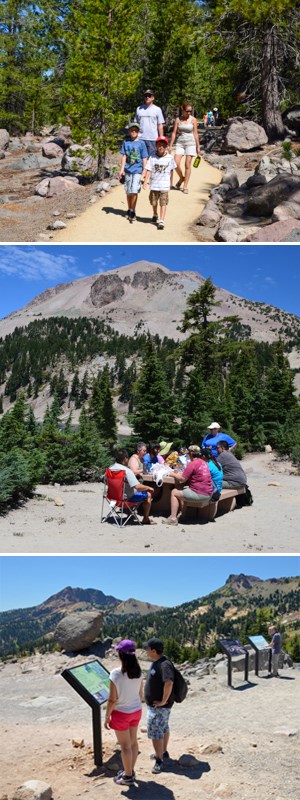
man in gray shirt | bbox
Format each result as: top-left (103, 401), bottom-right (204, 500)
top-left (216, 440), bottom-right (247, 488)
top-left (135, 89), bottom-right (165, 157)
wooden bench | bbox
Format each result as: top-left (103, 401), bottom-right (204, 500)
top-left (184, 487), bottom-right (246, 522)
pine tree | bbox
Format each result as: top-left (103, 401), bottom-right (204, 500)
top-left (133, 341), bottom-right (178, 442)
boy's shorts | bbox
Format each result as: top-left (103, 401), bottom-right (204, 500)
top-left (130, 491), bottom-right (148, 502)
top-left (147, 707), bottom-right (171, 739)
top-left (109, 709), bottom-right (142, 731)
top-left (149, 190), bottom-right (169, 206)
top-left (125, 173), bottom-right (142, 195)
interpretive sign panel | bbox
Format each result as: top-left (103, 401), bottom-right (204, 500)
top-left (67, 660), bottom-right (110, 705)
top-left (217, 639), bottom-right (249, 687)
top-left (62, 659), bottom-right (110, 766)
top-left (248, 635), bottom-right (269, 650)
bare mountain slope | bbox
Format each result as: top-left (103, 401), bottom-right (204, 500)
top-left (1, 260), bottom-right (300, 345)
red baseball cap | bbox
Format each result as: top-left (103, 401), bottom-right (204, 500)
top-left (156, 136), bottom-right (168, 145)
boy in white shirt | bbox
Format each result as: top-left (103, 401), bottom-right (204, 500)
top-left (143, 137), bottom-right (183, 229)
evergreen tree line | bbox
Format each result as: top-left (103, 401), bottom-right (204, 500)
top-left (1, 280), bottom-right (300, 508)
top-left (1, 0), bottom-right (299, 170)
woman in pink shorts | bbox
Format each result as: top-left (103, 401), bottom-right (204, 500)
top-left (104, 639), bottom-right (143, 786)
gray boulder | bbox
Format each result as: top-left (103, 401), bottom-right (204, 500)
top-left (9, 153), bottom-right (61, 171)
top-left (42, 142), bottom-right (64, 159)
top-left (0, 129), bottom-right (10, 150)
top-left (246, 174), bottom-right (300, 217)
top-left (272, 198), bottom-right (300, 222)
top-left (12, 781), bottom-right (52, 800)
top-left (197, 200), bottom-right (222, 227)
top-left (62, 144), bottom-right (98, 177)
top-left (35, 175), bottom-right (80, 197)
top-left (282, 105), bottom-right (300, 135)
top-left (221, 170), bottom-right (239, 189)
top-left (223, 118), bottom-right (268, 153)
top-left (244, 219), bottom-right (300, 241)
top-left (55, 610), bottom-right (104, 651)
top-left (8, 137), bottom-right (23, 152)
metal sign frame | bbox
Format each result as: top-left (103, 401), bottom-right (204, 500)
top-left (62, 659), bottom-right (110, 766)
top-left (217, 638), bottom-right (249, 687)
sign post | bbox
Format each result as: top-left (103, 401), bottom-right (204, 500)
top-left (248, 635), bottom-right (272, 676)
top-left (62, 659), bottom-right (110, 766)
top-left (217, 639), bottom-right (249, 687)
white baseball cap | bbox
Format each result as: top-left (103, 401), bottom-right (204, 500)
top-left (208, 422), bottom-right (220, 429)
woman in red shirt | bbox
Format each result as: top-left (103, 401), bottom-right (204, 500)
top-left (163, 445), bottom-right (213, 525)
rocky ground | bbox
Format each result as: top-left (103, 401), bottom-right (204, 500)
top-left (0, 452), bottom-right (299, 554)
top-left (0, 649), bottom-right (299, 800)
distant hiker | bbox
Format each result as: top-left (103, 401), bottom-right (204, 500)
top-left (143, 136), bottom-right (182, 229)
top-left (213, 107), bottom-right (219, 125)
top-left (202, 422), bottom-right (237, 458)
top-left (267, 625), bottom-right (282, 677)
top-left (169, 102), bottom-right (201, 193)
top-left (134, 89), bottom-right (165, 157)
top-left (104, 639), bottom-right (143, 786)
top-left (207, 110), bottom-right (214, 126)
top-left (117, 122), bottom-right (148, 222)
top-left (216, 440), bottom-right (247, 488)
top-left (144, 638), bottom-right (174, 774)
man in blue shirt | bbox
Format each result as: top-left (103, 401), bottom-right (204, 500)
top-left (118, 122), bottom-right (148, 222)
top-left (201, 422), bottom-right (236, 458)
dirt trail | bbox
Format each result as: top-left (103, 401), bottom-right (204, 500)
top-left (0, 651), bottom-right (299, 800)
top-left (53, 159), bottom-right (221, 243)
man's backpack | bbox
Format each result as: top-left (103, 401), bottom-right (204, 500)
top-left (172, 665), bottom-right (188, 703)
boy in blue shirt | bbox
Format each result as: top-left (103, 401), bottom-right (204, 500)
top-left (118, 122), bottom-right (148, 222)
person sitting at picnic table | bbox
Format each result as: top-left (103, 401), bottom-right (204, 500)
top-left (163, 445), bottom-right (213, 525)
top-left (159, 440), bottom-right (173, 460)
top-left (201, 422), bottom-right (236, 458)
top-left (216, 440), bottom-right (247, 488)
top-left (201, 447), bottom-right (223, 500)
top-left (143, 442), bottom-right (164, 472)
top-left (128, 442), bottom-right (147, 478)
top-left (110, 448), bottom-right (156, 524)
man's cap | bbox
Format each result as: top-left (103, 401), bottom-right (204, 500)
top-left (213, 107), bottom-right (218, 111)
top-left (144, 88), bottom-right (154, 96)
top-left (188, 445), bottom-right (201, 454)
top-left (115, 639), bottom-right (136, 654)
top-left (159, 440), bottom-right (173, 456)
top-left (144, 637), bottom-right (164, 653)
top-left (128, 121), bottom-right (140, 130)
top-left (208, 422), bottom-right (220, 429)
top-left (156, 136), bottom-right (168, 145)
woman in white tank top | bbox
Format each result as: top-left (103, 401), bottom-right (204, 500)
top-left (104, 639), bottom-right (143, 786)
top-left (169, 101), bottom-right (200, 193)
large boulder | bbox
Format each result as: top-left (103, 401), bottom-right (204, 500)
top-left (0, 129), bottom-right (10, 150)
top-left (244, 219), bottom-right (300, 241)
top-left (9, 153), bottom-right (61, 170)
top-left (62, 144), bottom-right (98, 178)
top-left (246, 174), bottom-right (300, 216)
top-left (197, 200), bottom-right (222, 227)
top-left (282, 105), bottom-right (300, 135)
top-left (55, 610), bottom-right (104, 651)
top-left (42, 142), bottom-right (64, 159)
top-left (35, 175), bottom-right (80, 197)
top-left (223, 118), bottom-right (268, 153)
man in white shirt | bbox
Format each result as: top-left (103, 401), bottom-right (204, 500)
top-left (110, 448), bottom-right (156, 525)
top-left (135, 89), bottom-right (165, 157)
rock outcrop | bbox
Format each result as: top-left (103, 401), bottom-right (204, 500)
top-left (55, 610), bottom-right (104, 651)
top-left (90, 274), bottom-right (125, 306)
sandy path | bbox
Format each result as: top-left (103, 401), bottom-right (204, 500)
top-left (1, 453), bottom-right (299, 554)
top-left (52, 159), bottom-right (221, 243)
top-left (0, 651), bottom-right (299, 800)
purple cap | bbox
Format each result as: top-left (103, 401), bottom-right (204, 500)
top-left (115, 639), bottom-right (136, 654)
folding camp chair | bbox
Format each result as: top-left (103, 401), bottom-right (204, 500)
top-left (101, 468), bottom-right (144, 526)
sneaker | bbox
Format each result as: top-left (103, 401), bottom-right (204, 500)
top-left (114, 774), bottom-right (134, 785)
top-left (157, 219), bottom-right (165, 229)
top-left (128, 210), bottom-right (136, 223)
top-left (116, 769), bottom-right (136, 778)
top-left (150, 751), bottom-right (169, 760)
top-left (152, 214), bottom-right (158, 224)
top-left (152, 760), bottom-right (162, 774)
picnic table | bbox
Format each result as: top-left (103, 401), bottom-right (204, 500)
top-left (143, 472), bottom-right (245, 521)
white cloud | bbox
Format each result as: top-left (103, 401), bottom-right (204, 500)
top-left (0, 246), bottom-right (84, 282)
top-left (265, 276), bottom-right (276, 286)
top-left (92, 253), bottom-right (113, 270)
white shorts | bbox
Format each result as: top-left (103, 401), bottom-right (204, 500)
top-left (175, 143), bottom-right (196, 156)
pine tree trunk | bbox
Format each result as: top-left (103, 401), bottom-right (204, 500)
top-left (261, 23), bottom-right (285, 141)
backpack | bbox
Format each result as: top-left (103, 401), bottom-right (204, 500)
top-left (172, 665), bottom-right (188, 703)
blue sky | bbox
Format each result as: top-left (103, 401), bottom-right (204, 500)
top-left (0, 555), bottom-right (299, 611)
top-left (0, 244), bottom-right (299, 320)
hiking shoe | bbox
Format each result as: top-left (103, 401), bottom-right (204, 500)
top-left (152, 214), bottom-right (158, 223)
top-left (114, 774), bottom-right (134, 785)
top-left (150, 751), bottom-right (169, 760)
top-left (116, 769), bottom-right (136, 778)
top-left (162, 516), bottom-right (178, 525)
top-left (152, 760), bottom-right (162, 774)
top-left (128, 210), bottom-right (136, 223)
top-left (157, 219), bottom-right (165, 229)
